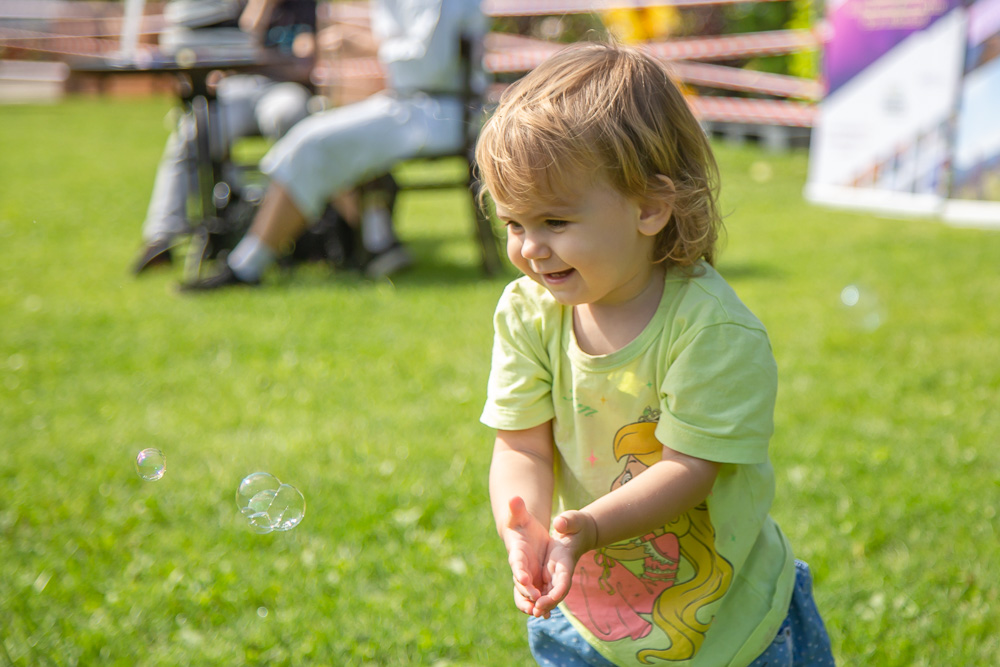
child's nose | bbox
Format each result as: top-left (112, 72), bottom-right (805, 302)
top-left (520, 232), bottom-right (548, 260)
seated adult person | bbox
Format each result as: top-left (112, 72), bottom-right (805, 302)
top-left (181, 0), bottom-right (487, 289)
top-left (133, 0), bottom-right (318, 274)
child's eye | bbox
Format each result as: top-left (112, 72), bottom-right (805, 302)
top-left (546, 219), bottom-right (568, 230)
top-left (505, 221), bottom-right (524, 233)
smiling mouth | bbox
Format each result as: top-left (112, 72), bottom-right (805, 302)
top-left (541, 269), bottom-right (574, 281)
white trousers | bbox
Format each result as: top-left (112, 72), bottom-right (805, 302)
top-left (141, 75), bottom-right (311, 242)
top-left (260, 91), bottom-right (466, 222)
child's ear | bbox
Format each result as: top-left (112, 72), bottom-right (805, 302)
top-left (637, 175), bottom-right (675, 237)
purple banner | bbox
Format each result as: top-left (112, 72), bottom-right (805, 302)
top-left (824, 0), bottom-right (962, 93)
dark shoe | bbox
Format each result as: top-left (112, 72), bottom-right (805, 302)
top-left (364, 242), bottom-right (413, 279)
top-left (179, 264), bottom-right (259, 292)
top-left (132, 238), bottom-right (174, 275)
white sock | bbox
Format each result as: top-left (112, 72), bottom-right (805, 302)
top-left (227, 234), bottom-right (276, 282)
top-left (361, 197), bottom-right (395, 254)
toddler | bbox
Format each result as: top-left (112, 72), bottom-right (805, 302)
top-left (477, 42), bottom-right (835, 666)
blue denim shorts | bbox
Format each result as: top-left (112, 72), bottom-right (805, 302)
top-left (746, 560), bottom-right (835, 667)
top-left (527, 559), bottom-right (834, 667)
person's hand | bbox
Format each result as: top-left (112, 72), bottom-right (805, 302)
top-left (530, 509), bottom-right (597, 616)
top-left (292, 32), bottom-right (316, 59)
top-left (239, 0), bottom-right (273, 40)
top-left (501, 496), bottom-right (553, 617)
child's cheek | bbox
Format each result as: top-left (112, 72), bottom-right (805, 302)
top-left (507, 239), bottom-right (532, 277)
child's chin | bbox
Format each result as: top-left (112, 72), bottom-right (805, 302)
top-left (525, 274), bottom-right (581, 304)
top-left (545, 290), bottom-right (583, 307)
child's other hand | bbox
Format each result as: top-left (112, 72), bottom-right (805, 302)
top-left (502, 496), bottom-right (552, 617)
top-left (532, 510), bottom-right (598, 616)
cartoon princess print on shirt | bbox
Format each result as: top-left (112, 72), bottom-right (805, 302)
top-left (562, 408), bottom-right (734, 662)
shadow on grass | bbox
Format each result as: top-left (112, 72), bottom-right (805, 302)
top-left (194, 237), bottom-right (780, 294)
top-left (402, 233), bottom-right (516, 287)
top-left (262, 234), bottom-right (516, 292)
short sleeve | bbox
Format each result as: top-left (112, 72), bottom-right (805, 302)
top-left (480, 284), bottom-right (555, 431)
top-left (655, 323), bottom-right (777, 464)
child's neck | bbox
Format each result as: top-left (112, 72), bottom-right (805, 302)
top-left (573, 265), bottom-right (666, 356)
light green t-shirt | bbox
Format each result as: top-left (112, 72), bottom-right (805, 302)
top-left (481, 263), bottom-right (795, 667)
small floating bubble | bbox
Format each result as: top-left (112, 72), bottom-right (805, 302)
top-left (135, 448), bottom-right (166, 481)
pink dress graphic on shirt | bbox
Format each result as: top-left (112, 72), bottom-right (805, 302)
top-left (563, 414), bottom-right (735, 662)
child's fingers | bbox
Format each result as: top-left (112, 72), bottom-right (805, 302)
top-left (541, 561), bottom-right (552, 587)
top-left (534, 549), bottom-right (574, 613)
top-left (508, 548), bottom-right (536, 583)
top-left (512, 571), bottom-right (540, 601)
top-left (545, 564), bottom-right (574, 605)
top-left (513, 584), bottom-right (538, 615)
top-left (533, 584), bottom-right (566, 613)
top-left (552, 510), bottom-right (598, 558)
top-left (552, 509), bottom-right (589, 537)
top-left (532, 592), bottom-right (560, 617)
top-left (506, 496), bottom-right (530, 528)
top-left (551, 511), bottom-right (574, 536)
top-left (509, 551), bottom-right (542, 600)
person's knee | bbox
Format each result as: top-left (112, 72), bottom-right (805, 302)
top-left (256, 83), bottom-right (312, 141)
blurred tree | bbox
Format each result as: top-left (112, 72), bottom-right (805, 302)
top-left (786, 0), bottom-right (819, 81)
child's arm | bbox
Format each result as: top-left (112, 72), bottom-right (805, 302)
top-left (489, 423), bottom-right (557, 618)
top-left (535, 445), bottom-right (721, 615)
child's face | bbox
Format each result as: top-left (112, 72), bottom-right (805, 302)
top-left (493, 174), bottom-right (662, 308)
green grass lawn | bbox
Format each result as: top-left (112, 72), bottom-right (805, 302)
top-left (1, 97), bottom-right (998, 666)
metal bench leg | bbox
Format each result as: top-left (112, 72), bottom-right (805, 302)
top-left (184, 226), bottom-right (211, 284)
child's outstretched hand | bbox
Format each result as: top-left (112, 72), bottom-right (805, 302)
top-left (531, 509), bottom-right (598, 617)
top-left (501, 496), bottom-right (555, 618)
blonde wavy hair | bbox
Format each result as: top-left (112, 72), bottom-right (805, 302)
top-left (476, 41), bottom-right (723, 268)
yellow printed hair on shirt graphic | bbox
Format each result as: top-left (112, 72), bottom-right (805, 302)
top-left (607, 415), bottom-right (735, 662)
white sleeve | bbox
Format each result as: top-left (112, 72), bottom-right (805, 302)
top-left (373, 0), bottom-right (443, 65)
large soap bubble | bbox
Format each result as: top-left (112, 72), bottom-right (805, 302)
top-left (236, 473), bottom-right (305, 533)
top-left (236, 472), bottom-right (281, 516)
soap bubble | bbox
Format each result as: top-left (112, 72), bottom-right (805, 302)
top-left (247, 510), bottom-right (276, 535)
top-left (269, 484), bottom-right (306, 532)
top-left (236, 473), bottom-right (305, 532)
top-left (840, 284), bottom-right (885, 331)
top-left (135, 448), bottom-right (166, 481)
top-left (236, 472), bottom-right (280, 516)
top-left (248, 488), bottom-right (278, 514)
